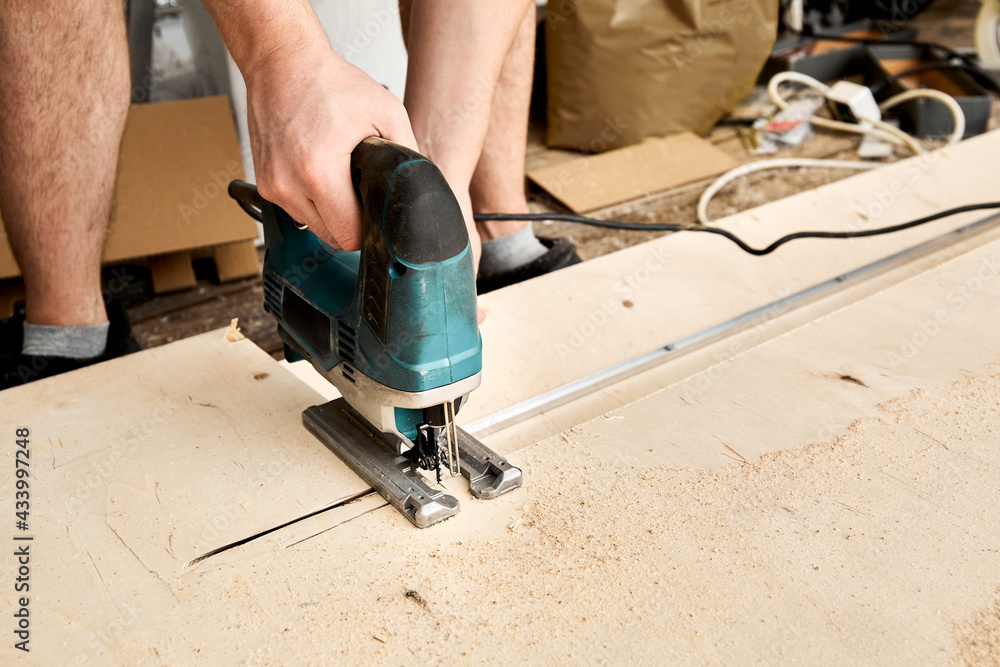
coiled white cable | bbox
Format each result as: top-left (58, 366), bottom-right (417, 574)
top-left (878, 87), bottom-right (966, 143)
top-left (697, 71), bottom-right (966, 225)
top-left (766, 71), bottom-right (929, 154)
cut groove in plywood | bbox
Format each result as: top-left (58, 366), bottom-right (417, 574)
top-left (185, 489), bottom-right (376, 566)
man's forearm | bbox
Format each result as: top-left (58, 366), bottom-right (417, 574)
top-left (202, 0), bottom-right (329, 77)
top-left (199, 0), bottom-right (416, 252)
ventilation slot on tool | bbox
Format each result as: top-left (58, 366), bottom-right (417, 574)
top-left (342, 364), bottom-right (357, 384)
top-left (262, 272), bottom-right (283, 315)
top-left (337, 322), bottom-right (357, 365)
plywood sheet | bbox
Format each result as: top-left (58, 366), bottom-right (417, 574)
top-left (483, 211), bottom-right (1000, 454)
top-left (526, 132), bottom-right (739, 213)
top-left (5, 133), bottom-right (1000, 664)
top-left (4, 214), bottom-right (1000, 664)
top-left (575, 234), bottom-right (1000, 471)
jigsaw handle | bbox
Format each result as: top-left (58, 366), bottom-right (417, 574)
top-left (350, 137), bottom-right (470, 260)
top-left (350, 136), bottom-right (472, 344)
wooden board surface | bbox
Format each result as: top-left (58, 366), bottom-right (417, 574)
top-left (4, 132), bottom-right (1000, 665)
top-left (0, 331), bottom-right (371, 582)
top-left (469, 131), bottom-right (1000, 436)
top-left (3, 208), bottom-right (1000, 664)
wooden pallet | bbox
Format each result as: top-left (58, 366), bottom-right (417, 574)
top-left (0, 281), bottom-right (23, 321)
top-left (145, 238), bottom-right (260, 293)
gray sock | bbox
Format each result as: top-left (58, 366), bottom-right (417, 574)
top-left (22, 322), bottom-right (110, 359)
top-left (479, 223), bottom-right (547, 275)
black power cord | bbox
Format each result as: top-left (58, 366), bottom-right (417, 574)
top-left (228, 181), bottom-right (1000, 257)
top-left (801, 31), bottom-right (1000, 96)
top-left (474, 203), bottom-right (1000, 256)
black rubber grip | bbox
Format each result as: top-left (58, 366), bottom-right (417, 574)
top-left (350, 137), bottom-right (469, 343)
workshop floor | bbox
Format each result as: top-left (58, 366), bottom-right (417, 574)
top-left (126, 0), bottom-right (994, 359)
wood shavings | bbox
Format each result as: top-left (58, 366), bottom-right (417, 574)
top-left (225, 318), bottom-right (245, 342)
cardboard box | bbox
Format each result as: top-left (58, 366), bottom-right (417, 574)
top-left (0, 95), bottom-right (259, 282)
top-left (527, 133), bottom-right (739, 214)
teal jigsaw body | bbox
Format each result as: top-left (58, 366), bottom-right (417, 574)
top-left (228, 137), bottom-right (523, 529)
top-left (258, 140), bottom-right (482, 440)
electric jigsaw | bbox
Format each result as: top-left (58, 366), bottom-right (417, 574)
top-left (229, 137), bottom-right (521, 528)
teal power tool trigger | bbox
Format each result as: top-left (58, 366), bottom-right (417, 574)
top-left (228, 137), bottom-right (521, 528)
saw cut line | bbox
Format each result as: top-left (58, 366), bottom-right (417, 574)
top-left (185, 489), bottom-right (376, 567)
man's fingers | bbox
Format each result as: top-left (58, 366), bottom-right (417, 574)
top-left (271, 193), bottom-right (339, 250)
top-left (391, 122), bottom-right (419, 153)
top-left (375, 107), bottom-right (419, 153)
top-left (300, 197), bottom-right (347, 250)
top-left (308, 155), bottom-right (364, 252)
top-left (259, 179), bottom-right (325, 233)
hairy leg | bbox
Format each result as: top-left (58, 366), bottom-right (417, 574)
top-left (468, 7), bottom-right (535, 241)
top-left (0, 0), bottom-right (130, 326)
top-left (399, 0), bottom-right (534, 266)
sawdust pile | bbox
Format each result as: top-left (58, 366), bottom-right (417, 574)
top-left (958, 596), bottom-right (1000, 667)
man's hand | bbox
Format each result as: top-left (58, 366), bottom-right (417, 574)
top-left (244, 47), bottom-right (417, 250)
top-left (205, 0), bottom-right (417, 251)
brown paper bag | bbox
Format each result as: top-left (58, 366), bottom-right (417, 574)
top-left (545, 0), bottom-right (779, 151)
